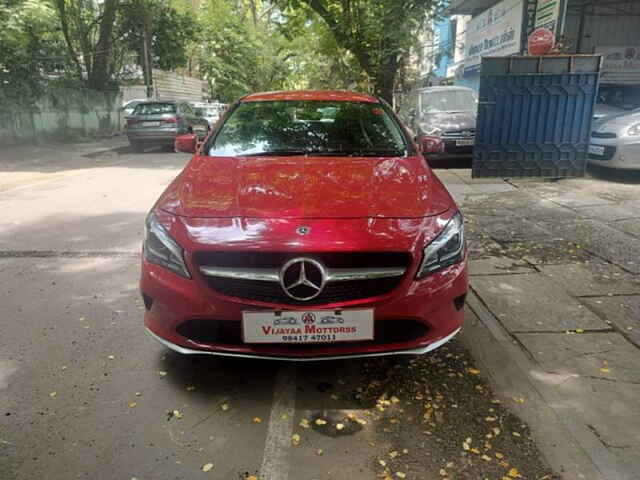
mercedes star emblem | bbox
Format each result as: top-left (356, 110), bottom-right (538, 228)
top-left (279, 257), bottom-right (327, 301)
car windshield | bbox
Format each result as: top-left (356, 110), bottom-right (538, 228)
top-left (208, 100), bottom-right (408, 156)
top-left (133, 103), bottom-right (176, 115)
top-left (422, 90), bottom-right (477, 113)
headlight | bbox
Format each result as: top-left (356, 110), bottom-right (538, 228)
top-left (143, 212), bottom-right (190, 278)
top-left (419, 124), bottom-right (442, 136)
top-left (417, 212), bottom-right (465, 278)
top-left (627, 123), bottom-right (640, 136)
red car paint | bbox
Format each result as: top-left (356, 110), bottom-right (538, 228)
top-left (141, 90), bottom-right (468, 360)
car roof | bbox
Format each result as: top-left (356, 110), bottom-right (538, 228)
top-left (242, 90), bottom-right (379, 103)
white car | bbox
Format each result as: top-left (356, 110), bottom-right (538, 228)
top-left (589, 109), bottom-right (640, 170)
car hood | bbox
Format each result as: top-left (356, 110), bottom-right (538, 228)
top-left (157, 155), bottom-right (452, 219)
top-left (595, 108), bottom-right (640, 127)
top-left (419, 111), bottom-right (476, 132)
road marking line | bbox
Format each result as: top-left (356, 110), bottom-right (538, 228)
top-left (259, 364), bottom-right (297, 480)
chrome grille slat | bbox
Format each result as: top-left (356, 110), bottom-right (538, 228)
top-left (199, 266), bottom-right (406, 282)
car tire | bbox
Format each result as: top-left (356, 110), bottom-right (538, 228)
top-left (130, 140), bottom-right (145, 153)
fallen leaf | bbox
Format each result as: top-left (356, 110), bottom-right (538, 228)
top-left (481, 454), bottom-right (492, 462)
top-left (512, 397), bottom-right (525, 404)
top-left (108, 355), bottom-right (115, 360)
top-left (495, 452), bottom-right (504, 459)
top-left (512, 431), bottom-right (521, 437)
top-left (253, 417), bottom-right (262, 424)
top-left (493, 427), bottom-right (501, 436)
top-left (49, 391), bottom-right (57, 398)
top-left (470, 447), bottom-right (480, 454)
top-left (439, 469), bottom-right (447, 476)
top-left (291, 433), bottom-right (301, 446)
top-left (600, 368), bottom-right (610, 373)
top-left (221, 403), bottom-right (229, 411)
top-left (507, 467), bottom-right (521, 478)
top-left (135, 392), bottom-right (142, 397)
top-left (336, 423), bottom-right (345, 431)
top-left (467, 368), bottom-right (481, 375)
top-left (315, 418), bottom-right (327, 426)
top-left (316, 449), bottom-right (323, 456)
top-left (202, 462), bottom-right (213, 472)
top-left (395, 472), bottom-right (406, 479)
top-left (330, 394), bottom-right (339, 400)
top-left (485, 416), bottom-right (497, 422)
top-left (157, 371), bottom-right (167, 377)
top-left (389, 450), bottom-right (398, 458)
top-left (246, 476), bottom-right (258, 480)
top-left (575, 329), bottom-right (584, 334)
top-left (379, 459), bottom-right (387, 467)
top-left (128, 402), bottom-right (138, 408)
top-left (186, 385), bottom-right (196, 391)
top-left (390, 396), bottom-right (400, 404)
top-left (172, 410), bottom-right (183, 419)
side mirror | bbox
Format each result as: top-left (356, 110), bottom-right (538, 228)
top-left (175, 133), bottom-right (198, 154)
top-left (418, 135), bottom-right (444, 154)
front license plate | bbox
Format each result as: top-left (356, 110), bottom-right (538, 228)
top-left (589, 144), bottom-right (605, 156)
top-left (242, 310), bottom-right (374, 344)
top-left (144, 121), bottom-right (161, 127)
top-left (456, 139), bottom-right (474, 146)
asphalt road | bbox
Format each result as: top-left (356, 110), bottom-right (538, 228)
top-left (0, 141), bottom-right (558, 480)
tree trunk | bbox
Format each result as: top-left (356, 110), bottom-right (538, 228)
top-left (87, 0), bottom-right (119, 90)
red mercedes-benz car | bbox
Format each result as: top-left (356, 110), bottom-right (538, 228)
top-left (141, 90), bottom-right (468, 360)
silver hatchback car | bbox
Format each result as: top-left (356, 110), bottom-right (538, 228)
top-left (589, 109), bottom-right (640, 170)
top-left (125, 100), bottom-right (209, 152)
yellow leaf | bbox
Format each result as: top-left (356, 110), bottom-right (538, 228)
top-left (315, 418), bottom-right (327, 426)
top-left (253, 417), bottom-right (262, 424)
top-left (508, 467), bottom-right (521, 478)
top-left (157, 371), bottom-right (167, 377)
top-left (481, 454), bottom-right (491, 462)
top-left (470, 447), bottom-right (480, 454)
top-left (298, 418), bottom-right (309, 428)
top-left (246, 476), bottom-right (258, 480)
top-left (575, 329), bottom-right (584, 334)
top-left (468, 368), bottom-right (481, 375)
top-left (291, 434), bottom-right (301, 446)
top-left (390, 396), bottom-right (400, 404)
top-left (379, 459), bottom-right (387, 467)
top-left (396, 472), bottom-right (406, 479)
top-left (316, 449), bottom-right (323, 456)
top-left (49, 391), bottom-right (57, 398)
top-left (221, 403), bottom-right (229, 411)
top-left (202, 463), bottom-right (213, 472)
top-left (336, 423), bottom-right (345, 431)
top-left (128, 402), bottom-right (137, 408)
top-left (186, 385), bottom-right (196, 391)
top-left (600, 368), bottom-right (610, 373)
top-left (172, 410), bottom-right (183, 419)
top-left (108, 355), bottom-right (115, 360)
top-left (389, 451), bottom-right (398, 458)
top-left (485, 416), bottom-right (497, 422)
top-left (495, 452), bottom-right (504, 459)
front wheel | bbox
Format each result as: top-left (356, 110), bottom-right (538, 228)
top-left (130, 140), bottom-right (145, 153)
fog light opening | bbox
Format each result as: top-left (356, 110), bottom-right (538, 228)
top-left (453, 293), bottom-right (467, 311)
top-left (142, 293), bottom-right (154, 311)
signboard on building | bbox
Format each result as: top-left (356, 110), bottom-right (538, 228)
top-left (464, 0), bottom-right (523, 75)
top-left (598, 46), bottom-right (640, 85)
top-left (534, 0), bottom-right (561, 33)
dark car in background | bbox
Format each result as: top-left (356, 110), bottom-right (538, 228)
top-left (125, 100), bottom-right (209, 152)
top-left (402, 86), bottom-right (477, 164)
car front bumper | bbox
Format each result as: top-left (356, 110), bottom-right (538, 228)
top-left (588, 135), bottom-right (640, 170)
top-left (141, 257), bottom-right (468, 360)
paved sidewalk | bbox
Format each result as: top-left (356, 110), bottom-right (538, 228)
top-left (443, 169), bottom-right (640, 480)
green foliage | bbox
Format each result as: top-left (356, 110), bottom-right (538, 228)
top-left (0, 0), bottom-right (69, 107)
top-left (277, 0), bottom-right (443, 101)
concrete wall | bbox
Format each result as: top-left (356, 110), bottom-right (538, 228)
top-left (0, 88), bottom-right (122, 145)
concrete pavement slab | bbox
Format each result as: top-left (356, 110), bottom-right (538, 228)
top-left (582, 295), bottom-right (640, 347)
top-left (515, 332), bottom-right (640, 383)
top-left (538, 262), bottom-right (640, 297)
top-left (613, 218), bottom-right (640, 238)
top-left (469, 215), bottom-right (552, 243)
top-left (574, 204), bottom-right (640, 222)
top-left (470, 257), bottom-right (535, 276)
top-left (471, 274), bottom-right (609, 332)
top-left (539, 219), bottom-right (640, 274)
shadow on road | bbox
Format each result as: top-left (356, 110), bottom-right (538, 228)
top-left (587, 164), bottom-right (640, 184)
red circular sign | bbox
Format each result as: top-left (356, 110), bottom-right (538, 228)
top-left (528, 27), bottom-right (555, 56)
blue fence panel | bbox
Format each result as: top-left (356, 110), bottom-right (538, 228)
top-left (473, 55), bottom-right (600, 178)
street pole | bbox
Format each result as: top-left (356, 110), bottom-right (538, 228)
top-left (142, 0), bottom-right (153, 99)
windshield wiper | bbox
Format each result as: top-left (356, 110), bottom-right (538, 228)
top-left (310, 149), bottom-right (407, 157)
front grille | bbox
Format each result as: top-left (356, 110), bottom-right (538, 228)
top-left (176, 318), bottom-right (429, 347)
top-left (204, 276), bottom-right (403, 306)
top-left (194, 251), bottom-right (411, 306)
top-left (591, 131), bottom-right (617, 139)
top-left (193, 251), bottom-right (411, 269)
top-left (441, 129), bottom-right (475, 138)
top-left (589, 146), bottom-right (616, 161)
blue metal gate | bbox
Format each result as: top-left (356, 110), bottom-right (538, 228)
top-left (473, 55), bottom-right (601, 178)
